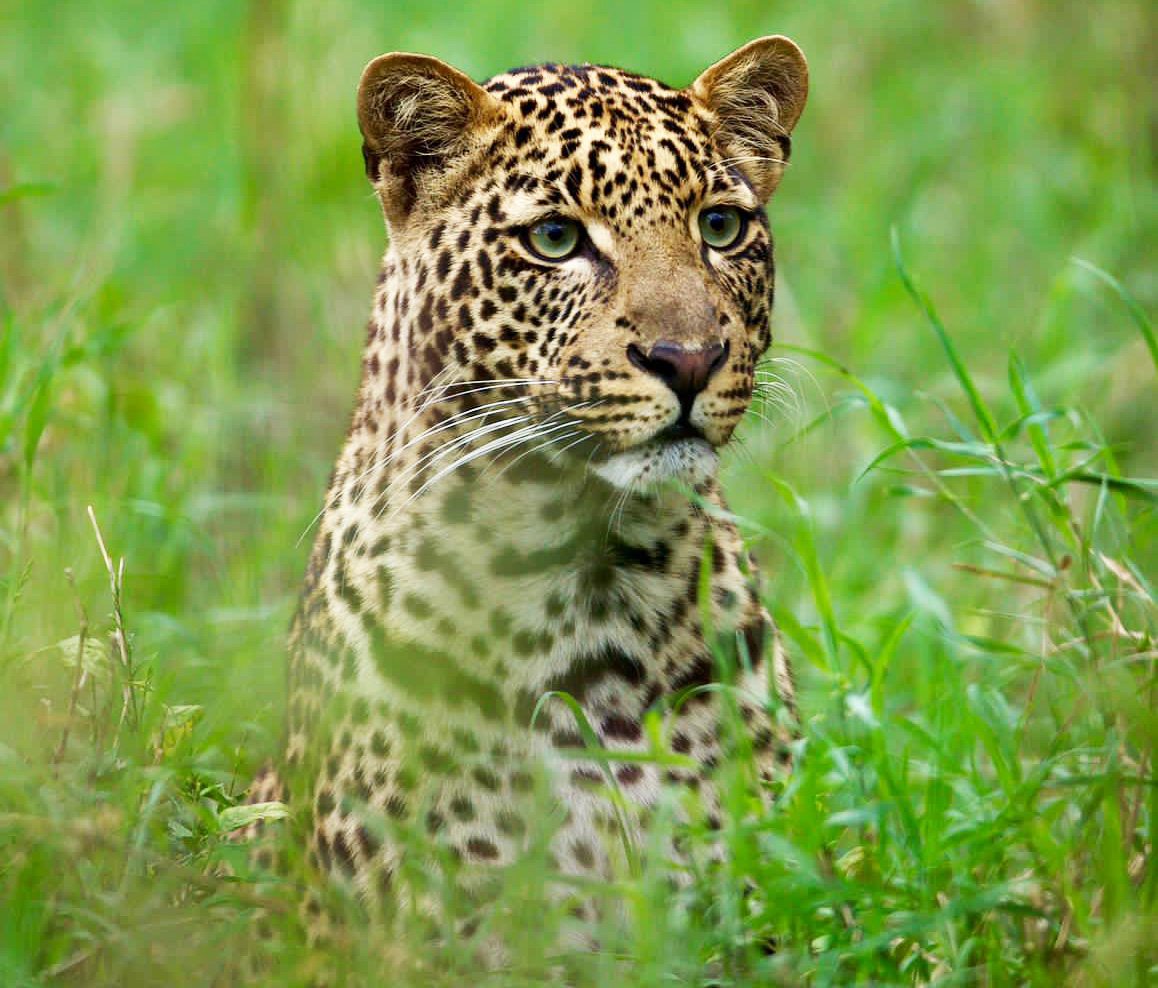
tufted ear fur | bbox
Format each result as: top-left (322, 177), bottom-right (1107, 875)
top-left (690, 36), bottom-right (809, 202)
top-left (357, 53), bottom-right (500, 223)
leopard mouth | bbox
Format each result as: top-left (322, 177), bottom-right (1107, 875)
top-left (653, 420), bottom-right (708, 443)
top-left (589, 430), bottom-right (719, 491)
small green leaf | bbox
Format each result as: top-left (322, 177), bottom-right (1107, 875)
top-left (0, 313), bottom-right (14, 394)
top-left (1008, 352), bottom-right (1058, 478)
top-left (217, 801), bottom-right (291, 833)
top-left (871, 613), bottom-right (912, 718)
top-left (22, 367), bottom-right (54, 471)
top-left (0, 182), bottom-right (56, 208)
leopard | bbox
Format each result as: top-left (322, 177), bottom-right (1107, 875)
top-left (248, 34), bottom-right (809, 977)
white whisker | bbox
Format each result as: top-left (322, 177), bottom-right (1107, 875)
top-left (415, 377), bottom-right (556, 400)
top-left (379, 415), bottom-right (585, 523)
top-left (547, 432), bottom-right (592, 463)
top-left (379, 411), bottom-right (546, 504)
top-left (385, 394), bottom-right (543, 467)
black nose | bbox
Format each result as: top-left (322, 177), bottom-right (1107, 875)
top-left (627, 340), bottom-right (729, 412)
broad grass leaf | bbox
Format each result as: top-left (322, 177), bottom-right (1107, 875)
top-left (57, 634), bottom-right (110, 681)
top-left (217, 801), bottom-right (291, 833)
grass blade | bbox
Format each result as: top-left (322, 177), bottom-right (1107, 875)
top-left (1073, 257), bottom-right (1157, 374)
top-left (891, 226), bottom-right (999, 441)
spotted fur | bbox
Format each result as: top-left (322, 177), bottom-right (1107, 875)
top-left (264, 35), bottom-right (808, 964)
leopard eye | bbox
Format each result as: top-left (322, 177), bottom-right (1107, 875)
top-left (525, 217), bottom-right (582, 261)
top-left (697, 206), bottom-right (746, 250)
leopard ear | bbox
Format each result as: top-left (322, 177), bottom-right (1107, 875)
top-left (690, 36), bottom-right (808, 201)
top-left (357, 52), bottom-right (500, 222)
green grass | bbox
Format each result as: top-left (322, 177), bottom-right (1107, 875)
top-left (1, 0), bottom-right (1154, 984)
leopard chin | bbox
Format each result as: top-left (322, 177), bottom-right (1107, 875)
top-left (590, 436), bottom-right (719, 492)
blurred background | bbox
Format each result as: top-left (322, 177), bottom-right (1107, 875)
top-left (0, 0), bottom-right (1154, 982)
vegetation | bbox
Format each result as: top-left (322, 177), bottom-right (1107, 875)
top-left (1, 0), bottom-right (1153, 983)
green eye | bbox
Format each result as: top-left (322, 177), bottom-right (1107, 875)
top-left (698, 206), bottom-right (746, 249)
top-left (525, 217), bottom-right (583, 260)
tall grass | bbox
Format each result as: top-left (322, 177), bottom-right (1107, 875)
top-left (1, 0), bottom-right (1154, 984)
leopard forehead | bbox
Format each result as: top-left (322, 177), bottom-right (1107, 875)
top-left (396, 62), bottom-right (761, 249)
top-left (479, 63), bottom-right (757, 218)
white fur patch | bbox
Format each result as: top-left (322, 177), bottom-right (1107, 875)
top-left (590, 437), bottom-right (718, 491)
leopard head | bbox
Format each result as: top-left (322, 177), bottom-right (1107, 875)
top-left (357, 37), bottom-right (807, 493)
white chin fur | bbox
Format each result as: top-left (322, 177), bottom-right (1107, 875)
top-left (590, 438), bottom-right (718, 491)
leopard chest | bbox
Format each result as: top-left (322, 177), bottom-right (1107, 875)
top-left (285, 462), bottom-right (771, 870)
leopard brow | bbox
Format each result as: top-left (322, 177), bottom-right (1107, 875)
top-left (499, 189), bottom-right (571, 225)
top-left (702, 161), bottom-right (763, 205)
top-left (697, 182), bottom-right (761, 213)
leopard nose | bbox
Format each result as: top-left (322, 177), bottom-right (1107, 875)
top-left (627, 340), bottom-right (729, 409)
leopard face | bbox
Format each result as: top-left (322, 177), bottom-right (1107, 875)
top-left (358, 38), bottom-right (808, 493)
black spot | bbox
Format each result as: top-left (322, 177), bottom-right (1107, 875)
top-left (490, 609), bottom-right (512, 637)
top-left (616, 764), bottom-right (644, 785)
top-left (316, 788), bottom-right (335, 816)
top-left (332, 832), bottom-right (356, 874)
top-left (551, 730), bottom-right (583, 749)
top-left (601, 715), bottom-right (642, 741)
top-left (466, 837), bottom-right (500, 860)
top-left (495, 811), bottom-right (527, 838)
top-left (571, 766), bottom-right (601, 788)
top-left (367, 631), bottom-right (504, 721)
top-left (572, 840), bottom-right (596, 869)
top-left (402, 594), bottom-right (432, 619)
top-left (564, 163), bottom-right (583, 203)
top-left (376, 566), bottom-right (394, 610)
top-left (514, 643), bottom-right (645, 726)
top-left (442, 484), bottom-right (472, 523)
top-left (490, 537), bottom-right (581, 576)
top-left (609, 536), bottom-right (671, 571)
top-left (450, 795), bottom-right (476, 821)
top-left (472, 766), bottom-right (502, 791)
top-left (450, 261), bottom-right (472, 300)
top-left (419, 745), bottom-right (455, 773)
top-left (670, 655), bottom-right (716, 696)
top-left (511, 629), bottom-right (537, 657)
top-left (742, 618), bottom-right (766, 666)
